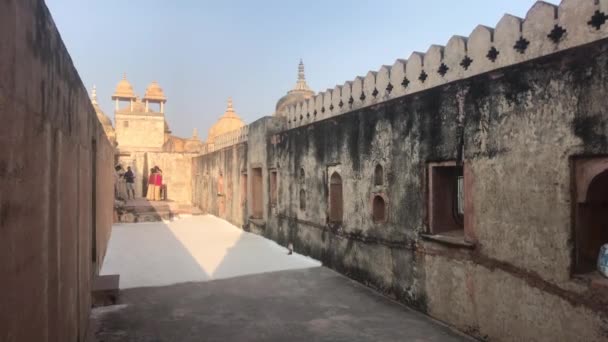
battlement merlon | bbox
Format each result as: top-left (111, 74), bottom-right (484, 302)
top-left (282, 0), bottom-right (608, 128)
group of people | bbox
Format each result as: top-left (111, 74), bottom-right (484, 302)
top-left (119, 165), bottom-right (164, 201)
top-left (146, 166), bottom-right (164, 201)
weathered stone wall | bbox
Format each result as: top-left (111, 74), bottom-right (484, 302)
top-left (193, 39), bottom-right (608, 341)
top-left (0, 1), bottom-right (115, 341)
top-left (115, 112), bottom-right (165, 152)
top-left (192, 143), bottom-right (248, 227)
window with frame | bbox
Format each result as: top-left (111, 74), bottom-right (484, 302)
top-left (428, 162), bottom-right (464, 235)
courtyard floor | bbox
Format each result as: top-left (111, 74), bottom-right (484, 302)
top-left (90, 215), bottom-right (471, 342)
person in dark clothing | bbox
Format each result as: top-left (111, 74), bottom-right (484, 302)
top-left (124, 166), bottom-right (135, 200)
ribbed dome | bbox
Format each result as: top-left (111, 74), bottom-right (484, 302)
top-left (143, 81), bottom-right (166, 102)
top-left (112, 73), bottom-right (136, 99)
top-left (275, 60), bottom-right (314, 116)
top-left (207, 98), bottom-right (245, 143)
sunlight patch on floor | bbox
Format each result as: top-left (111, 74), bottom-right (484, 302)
top-left (100, 215), bottom-right (321, 289)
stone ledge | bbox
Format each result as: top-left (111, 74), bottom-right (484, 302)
top-left (420, 233), bottom-right (475, 249)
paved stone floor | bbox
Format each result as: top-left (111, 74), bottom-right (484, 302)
top-left (91, 216), bottom-right (471, 342)
top-left (90, 267), bottom-right (470, 342)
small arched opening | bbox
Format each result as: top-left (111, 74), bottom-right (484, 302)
top-left (299, 168), bottom-right (305, 183)
top-left (372, 195), bottom-right (387, 223)
top-left (329, 172), bottom-right (343, 223)
top-left (374, 164), bottom-right (384, 186)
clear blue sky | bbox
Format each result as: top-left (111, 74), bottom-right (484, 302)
top-left (45, 0), bottom-right (558, 139)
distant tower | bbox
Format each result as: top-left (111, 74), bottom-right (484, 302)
top-left (113, 74), bottom-right (167, 152)
top-left (275, 60), bottom-right (315, 117)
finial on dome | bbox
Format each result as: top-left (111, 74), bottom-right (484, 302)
top-left (91, 85), bottom-right (98, 104)
top-left (192, 128), bottom-right (199, 139)
top-left (122, 72), bottom-right (127, 80)
top-left (292, 59), bottom-right (311, 92)
top-left (226, 97), bottom-right (234, 112)
top-left (298, 59), bottom-right (305, 81)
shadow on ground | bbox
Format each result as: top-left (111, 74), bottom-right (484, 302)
top-left (90, 267), bottom-right (471, 342)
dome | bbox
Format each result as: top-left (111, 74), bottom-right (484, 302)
top-left (207, 98), bottom-right (245, 143)
top-left (275, 60), bottom-right (314, 116)
top-left (91, 85), bottom-right (113, 128)
top-left (112, 73), bottom-right (136, 100)
top-left (143, 81), bottom-right (166, 102)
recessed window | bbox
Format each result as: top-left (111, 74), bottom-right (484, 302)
top-left (299, 168), bottom-right (305, 183)
top-left (300, 188), bottom-right (306, 210)
top-left (241, 173), bottom-right (247, 207)
top-left (329, 172), bottom-right (343, 223)
top-left (372, 195), bottom-right (387, 223)
top-left (428, 162), bottom-right (464, 235)
top-left (374, 164), bottom-right (384, 186)
top-left (251, 168), bottom-right (263, 219)
top-left (270, 170), bottom-right (278, 208)
top-left (123, 120), bottom-right (129, 128)
top-left (573, 157), bottom-right (608, 273)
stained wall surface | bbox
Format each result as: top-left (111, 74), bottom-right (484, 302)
top-left (193, 39), bottom-right (608, 341)
top-left (0, 1), bottom-right (115, 341)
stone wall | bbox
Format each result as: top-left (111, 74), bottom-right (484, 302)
top-left (115, 112), bottom-right (165, 152)
top-left (0, 1), bottom-right (115, 341)
top-left (193, 38), bottom-right (608, 341)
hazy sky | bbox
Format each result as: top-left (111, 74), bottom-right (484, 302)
top-left (45, 0), bottom-right (558, 139)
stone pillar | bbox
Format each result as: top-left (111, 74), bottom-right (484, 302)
top-left (115, 99), bottom-right (119, 111)
top-left (160, 102), bottom-right (164, 113)
top-left (146, 100), bottom-right (149, 112)
top-left (130, 99), bottom-right (134, 112)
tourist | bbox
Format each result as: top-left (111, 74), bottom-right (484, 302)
top-left (124, 166), bottom-right (135, 200)
top-left (154, 166), bottom-right (163, 201)
top-left (146, 168), bottom-right (156, 201)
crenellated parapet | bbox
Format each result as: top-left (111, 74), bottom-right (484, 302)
top-left (282, 0), bottom-right (608, 128)
top-left (207, 125), bottom-right (249, 153)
